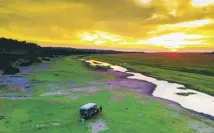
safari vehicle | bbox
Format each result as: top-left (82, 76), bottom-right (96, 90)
top-left (80, 103), bottom-right (102, 120)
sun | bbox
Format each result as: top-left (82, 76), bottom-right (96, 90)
top-left (141, 32), bottom-right (203, 51)
top-left (191, 0), bottom-right (214, 7)
top-left (170, 48), bottom-right (178, 52)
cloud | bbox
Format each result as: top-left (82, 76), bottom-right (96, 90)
top-left (148, 19), bottom-right (214, 35)
top-left (0, 0), bottom-right (214, 51)
top-left (191, 0), bottom-right (214, 7)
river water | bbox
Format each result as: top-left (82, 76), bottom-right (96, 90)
top-left (85, 60), bottom-right (214, 117)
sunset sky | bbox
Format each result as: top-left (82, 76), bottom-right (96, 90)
top-left (1, 0), bottom-right (214, 52)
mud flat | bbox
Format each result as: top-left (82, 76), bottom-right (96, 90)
top-left (0, 61), bottom-right (50, 97)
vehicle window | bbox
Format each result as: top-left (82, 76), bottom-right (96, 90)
top-left (84, 110), bottom-right (88, 114)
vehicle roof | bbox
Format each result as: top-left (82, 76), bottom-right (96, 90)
top-left (80, 103), bottom-right (96, 110)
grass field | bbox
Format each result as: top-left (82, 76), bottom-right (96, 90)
top-left (0, 56), bottom-right (213, 133)
top-left (86, 53), bottom-right (214, 96)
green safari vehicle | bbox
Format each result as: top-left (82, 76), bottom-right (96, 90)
top-left (80, 103), bottom-right (102, 120)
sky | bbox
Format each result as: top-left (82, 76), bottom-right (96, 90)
top-left (0, 0), bottom-right (214, 52)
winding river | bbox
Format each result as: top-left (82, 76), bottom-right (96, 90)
top-left (85, 60), bottom-right (214, 117)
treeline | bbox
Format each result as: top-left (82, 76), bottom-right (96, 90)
top-left (0, 37), bottom-right (122, 55)
top-left (204, 52), bottom-right (214, 54)
top-left (0, 37), bottom-right (123, 74)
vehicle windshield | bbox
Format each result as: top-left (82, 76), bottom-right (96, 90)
top-left (80, 109), bottom-right (88, 114)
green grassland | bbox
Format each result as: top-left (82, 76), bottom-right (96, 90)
top-left (86, 53), bottom-right (214, 96)
top-left (29, 57), bottom-right (113, 83)
top-left (0, 56), bottom-right (213, 133)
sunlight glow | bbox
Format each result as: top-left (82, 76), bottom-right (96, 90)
top-left (171, 48), bottom-right (178, 52)
top-left (135, 0), bottom-right (152, 5)
top-left (81, 30), bottom-right (205, 51)
top-left (138, 0), bottom-right (151, 4)
top-left (151, 14), bottom-right (159, 19)
top-left (94, 40), bottom-right (106, 45)
top-left (169, 10), bottom-right (176, 16)
top-left (81, 31), bottom-right (123, 45)
top-left (149, 19), bottom-right (213, 34)
top-left (176, 19), bottom-right (212, 28)
top-left (191, 0), bottom-right (214, 7)
top-left (139, 32), bottom-right (204, 51)
top-left (1, 0), bottom-right (214, 52)
top-left (82, 33), bottom-right (98, 41)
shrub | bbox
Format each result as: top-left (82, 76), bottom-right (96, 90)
top-left (3, 64), bottom-right (20, 74)
top-left (20, 60), bottom-right (33, 66)
top-left (42, 57), bottom-right (51, 61)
